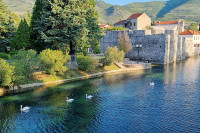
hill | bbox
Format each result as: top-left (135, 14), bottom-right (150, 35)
top-left (3, 0), bottom-right (200, 24)
top-left (3, 0), bottom-right (35, 15)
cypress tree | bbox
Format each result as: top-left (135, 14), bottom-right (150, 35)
top-left (11, 19), bottom-right (31, 50)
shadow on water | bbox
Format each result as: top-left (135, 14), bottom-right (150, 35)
top-left (157, 0), bottom-right (190, 18)
top-left (1, 56), bottom-right (200, 132)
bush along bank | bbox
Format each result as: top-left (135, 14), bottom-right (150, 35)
top-left (0, 47), bottom-right (151, 96)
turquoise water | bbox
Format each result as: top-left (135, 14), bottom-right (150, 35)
top-left (1, 56), bottom-right (200, 132)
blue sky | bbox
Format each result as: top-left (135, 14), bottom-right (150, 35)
top-left (102, 0), bottom-right (166, 5)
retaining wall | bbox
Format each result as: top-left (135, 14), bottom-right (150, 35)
top-left (100, 30), bottom-right (200, 64)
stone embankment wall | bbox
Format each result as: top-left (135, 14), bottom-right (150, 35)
top-left (100, 30), bottom-right (200, 64)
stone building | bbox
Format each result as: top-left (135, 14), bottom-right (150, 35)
top-left (179, 30), bottom-right (200, 45)
top-left (179, 30), bottom-right (200, 57)
top-left (114, 13), bottom-right (151, 30)
top-left (100, 29), bottom-right (200, 64)
top-left (154, 20), bottom-right (185, 33)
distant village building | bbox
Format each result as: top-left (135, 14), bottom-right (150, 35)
top-left (154, 20), bottom-right (185, 33)
top-left (99, 24), bottom-right (114, 29)
top-left (114, 13), bottom-right (151, 30)
top-left (179, 30), bottom-right (200, 47)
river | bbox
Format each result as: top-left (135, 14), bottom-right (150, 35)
top-left (0, 56), bottom-right (200, 132)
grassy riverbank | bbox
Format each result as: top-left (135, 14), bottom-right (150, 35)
top-left (18, 64), bottom-right (120, 85)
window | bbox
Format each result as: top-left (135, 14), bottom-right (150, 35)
top-left (125, 23), bottom-right (128, 27)
top-left (134, 22), bottom-right (136, 26)
top-left (130, 23), bottom-right (132, 26)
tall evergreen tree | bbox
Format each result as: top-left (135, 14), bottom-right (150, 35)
top-left (10, 19), bottom-right (31, 50)
top-left (32, 0), bottom-right (104, 61)
top-left (35, 0), bottom-right (90, 57)
top-left (30, 0), bottom-right (46, 52)
top-left (86, 0), bottom-right (104, 53)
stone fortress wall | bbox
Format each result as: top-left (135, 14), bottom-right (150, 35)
top-left (100, 30), bottom-right (200, 64)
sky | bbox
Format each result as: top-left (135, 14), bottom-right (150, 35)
top-left (102, 0), bottom-right (166, 5)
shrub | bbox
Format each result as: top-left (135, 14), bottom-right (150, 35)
top-left (9, 51), bottom-right (18, 56)
top-left (40, 49), bottom-right (68, 75)
top-left (77, 56), bottom-right (98, 72)
top-left (101, 57), bottom-right (112, 66)
top-left (106, 27), bottom-right (127, 31)
top-left (10, 50), bottom-right (39, 84)
top-left (104, 46), bottom-right (125, 66)
top-left (0, 58), bottom-right (15, 87)
top-left (0, 52), bottom-right (11, 60)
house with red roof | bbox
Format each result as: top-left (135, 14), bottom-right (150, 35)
top-left (99, 24), bottom-right (114, 29)
top-left (179, 30), bottom-right (200, 47)
top-left (154, 20), bottom-right (185, 33)
top-left (114, 13), bottom-right (151, 30)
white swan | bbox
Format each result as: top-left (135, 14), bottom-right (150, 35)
top-left (66, 97), bottom-right (74, 103)
top-left (20, 105), bottom-right (30, 112)
top-left (86, 94), bottom-right (93, 99)
top-left (150, 82), bottom-right (155, 86)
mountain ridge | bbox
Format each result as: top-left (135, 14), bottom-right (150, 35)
top-left (3, 0), bottom-right (200, 24)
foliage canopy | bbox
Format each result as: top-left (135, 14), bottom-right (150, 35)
top-left (103, 46), bottom-right (125, 66)
top-left (39, 49), bottom-right (68, 75)
top-left (0, 58), bottom-right (15, 87)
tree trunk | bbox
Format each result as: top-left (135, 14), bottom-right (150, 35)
top-left (69, 41), bottom-right (77, 67)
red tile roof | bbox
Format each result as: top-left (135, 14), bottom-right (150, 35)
top-left (114, 13), bottom-right (145, 25)
top-left (127, 13), bottom-right (144, 19)
top-left (114, 20), bottom-right (126, 25)
top-left (100, 24), bottom-right (107, 29)
top-left (100, 24), bottom-right (114, 29)
top-left (179, 30), bottom-right (200, 35)
top-left (155, 20), bottom-right (179, 25)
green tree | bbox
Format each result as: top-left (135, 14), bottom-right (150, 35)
top-left (0, 58), bottom-right (15, 87)
top-left (188, 23), bottom-right (198, 31)
top-left (10, 19), bottom-right (31, 50)
top-left (34, 0), bottom-right (93, 62)
top-left (11, 50), bottom-right (39, 84)
top-left (39, 49), bottom-right (68, 75)
top-left (0, 0), bottom-right (16, 52)
top-left (85, 0), bottom-right (104, 54)
top-left (30, 0), bottom-right (46, 51)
